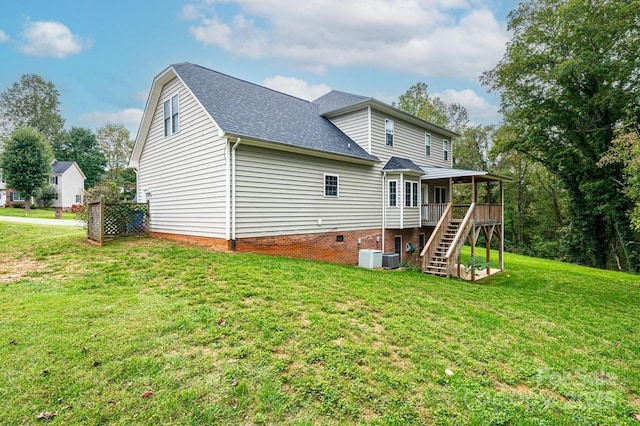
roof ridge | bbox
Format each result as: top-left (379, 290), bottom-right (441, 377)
top-left (173, 62), bottom-right (315, 105)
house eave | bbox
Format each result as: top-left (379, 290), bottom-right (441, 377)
top-left (225, 133), bottom-right (379, 165)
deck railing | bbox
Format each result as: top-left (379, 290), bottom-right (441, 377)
top-left (421, 203), bottom-right (448, 225)
top-left (474, 204), bottom-right (502, 225)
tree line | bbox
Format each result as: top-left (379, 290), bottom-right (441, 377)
top-left (0, 74), bottom-right (135, 210)
top-left (397, 0), bottom-right (639, 272)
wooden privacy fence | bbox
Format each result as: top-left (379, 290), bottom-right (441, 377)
top-left (87, 200), bottom-right (150, 245)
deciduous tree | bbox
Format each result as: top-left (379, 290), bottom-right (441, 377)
top-left (0, 74), bottom-right (65, 142)
top-left (0, 127), bottom-right (53, 212)
top-left (482, 0), bottom-right (640, 270)
top-left (54, 127), bottom-right (106, 188)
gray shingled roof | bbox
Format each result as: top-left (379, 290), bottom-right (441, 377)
top-left (52, 161), bottom-right (74, 174)
top-left (172, 63), bottom-right (377, 162)
top-left (382, 157), bottom-right (424, 173)
top-left (313, 90), bottom-right (370, 115)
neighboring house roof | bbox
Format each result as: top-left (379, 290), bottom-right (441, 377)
top-left (314, 90), bottom-right (460, 139)
top-left (51, 161), bottom-right (87, 179)
top-left (52, 161), bottom-right (75, 174)
top-left (382, 157), bottom-right (424, 174)
top-left (421, 166), bottom-right (513, 182)
top-left (169, 63), bottom-right (378, 162)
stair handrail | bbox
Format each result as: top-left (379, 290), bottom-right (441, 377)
top-left (445, 203), bottom-right (476, 277)
top-left (420, 202), bottom-right (452, 271)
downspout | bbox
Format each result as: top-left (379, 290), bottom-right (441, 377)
top-left (133, 168), bottom-right (139, 200)
top-left (382, 171), bottom-right (386, 253)
top-left (231, 137), bottom-right (242, 250)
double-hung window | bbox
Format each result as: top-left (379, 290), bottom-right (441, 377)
top-left (388, 180), bottom-right (397, 206)
top-left (164, 94), bottom-right (180, 137)
top-left (324, 174), bottom-right (339, 197)
top-left (405, 181), bottom-right (418, 207)
top-left (50, 176), bottom-right (58, 185)
top-left (443, 140), bottom-right (450, 161)
top-left (385, 119), bottom-right (394, 147)
top-left (425, 133), bottom-right (431, 157)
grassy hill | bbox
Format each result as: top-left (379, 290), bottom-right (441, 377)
top-left (1, 222), bottom-right (639, 425)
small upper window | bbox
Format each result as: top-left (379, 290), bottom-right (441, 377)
top-left (50, 176), bottom-right (58, 185)
top-left (385, 119), bottom-right (394, 147)
top-left (324, 174), bottom-right (339, 197)
top-left (443, 140), bottom-right (450, 161)
top-left (425, 133), bottom-right (431, 157)
top-left (164, 94), bottom-right (180, 137)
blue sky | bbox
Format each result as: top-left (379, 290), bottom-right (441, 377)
top-left (0, 0), bottom-right (518, 137)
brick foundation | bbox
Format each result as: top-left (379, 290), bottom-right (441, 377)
top-left (150, 227), bottom-right (434, 266)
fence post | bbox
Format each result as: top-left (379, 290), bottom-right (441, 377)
top-left (99, 198), bottom-right (104, 246)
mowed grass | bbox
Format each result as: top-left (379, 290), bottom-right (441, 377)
top-left (0, 207), bottom-right (75, 220)
top-left (1, 223), bottom-right (639, 425)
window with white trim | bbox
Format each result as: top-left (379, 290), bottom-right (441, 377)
top-left (324, 174), bottom-right (339, 197)
top-left (11, 192), bottom-right (24, 202)
top-left (405, 181), bottom-right (418, 207)
top-left (385, 119), bottom-right (394, 147)
top-left (50, 176), bottom-right (58, 185)
top-left (443, 140), bottom-right (450, 161)
top-left (425, 133), bottom-right (431, 157)
top-left (163, 94), bottom-right (180, 137)
top-left (76, 194), bottom-right (82, 203)
top-left (388, 180), bottom-right (397, 206)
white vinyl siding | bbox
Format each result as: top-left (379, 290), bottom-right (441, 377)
top-left (138, 77), bottom-right (227, 238)
top-left (327, 108), bottom-right (370, 152)
top-left (50, 165), bottom-right (85, 208)
top-left (370, 110), bottom-right (452, 168)
top-left (234, 144), bottom-right (381, 238)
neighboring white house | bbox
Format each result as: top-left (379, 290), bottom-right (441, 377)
top-left (4, 161), bottom-right (85, 210)
top-left (48, 161), bottom-right (85, 209)
top-left (130, 63), bottom-right (508, 277)
top-left (0, 170), bottom-right (6, 207)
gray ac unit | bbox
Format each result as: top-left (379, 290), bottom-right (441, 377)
top-left (382, 253), bottom-right (399, 269)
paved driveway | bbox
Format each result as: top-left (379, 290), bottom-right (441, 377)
top-left (0, 216), bottom-right (84, 227)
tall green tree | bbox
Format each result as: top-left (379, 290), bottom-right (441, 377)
top-left (482, 0), bottom-right (640, 270)
top-left (0, 127), bottom-right (53, 212)
top-left (0, 74), bottom-right (65, 142)
top-left (54, 127), bottom-right (106, 188)
top-left (96, 124), bottom-right (136, 200)
top-left (396, 82), bottom-right (469, 132)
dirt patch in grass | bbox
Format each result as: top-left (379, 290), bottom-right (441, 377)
top-left (0, 256), bottom-right (46, 283)
top-left (495, 381), bottom-right (534, 395)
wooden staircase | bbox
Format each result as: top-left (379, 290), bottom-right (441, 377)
top-left (423, 219), bottom-right (462, 276)
top-left (420, 203), bottom-right (476, 278)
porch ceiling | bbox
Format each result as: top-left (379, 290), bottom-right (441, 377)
top-left (420, 167), bottom-right (512, 183)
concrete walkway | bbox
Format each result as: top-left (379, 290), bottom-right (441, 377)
top-left (0, 215), bottom-right (84, 227)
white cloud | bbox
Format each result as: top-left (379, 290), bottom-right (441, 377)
top-left (0, 30), bottom-right (10, 43)
top-left (19, 21), bottom-right (90, 58)
top-left (435, 88), bottom-right (500, 122)
top-left (79, 108), bottom-right (144, 136)
top-left (262, 76), bottom-right (331, 101)
top-left (184, 0), bottom-right (509, 78)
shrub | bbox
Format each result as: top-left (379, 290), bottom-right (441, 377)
top-left (12, 202), bottom-right (24, 209)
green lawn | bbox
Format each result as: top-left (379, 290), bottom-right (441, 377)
top-left (0, 207), bottom-right (76, 220)
top-left (1, 222), bottom-right (639, 425)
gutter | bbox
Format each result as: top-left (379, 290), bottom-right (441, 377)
top-left (382, 171), bottom-right (386, 253)
top-left (231, 137), bottom-right (241, 250)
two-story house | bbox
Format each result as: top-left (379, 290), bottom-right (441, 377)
top-left (3, 161), bottom-right (85, 210)
top-left (130, 63), bottom-right (507, 279)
